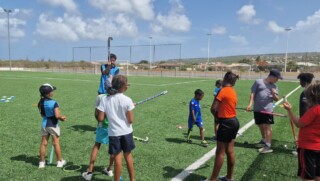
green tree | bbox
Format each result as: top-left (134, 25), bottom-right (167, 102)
top-left (138, 60), bottom-right (149, 64)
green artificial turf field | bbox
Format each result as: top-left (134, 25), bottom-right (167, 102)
top-left (0, 71), bottom-right (301, 181)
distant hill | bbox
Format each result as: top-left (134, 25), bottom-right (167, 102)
top-left (162, 52), bottom-right (320, 64)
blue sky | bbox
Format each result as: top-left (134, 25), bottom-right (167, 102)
top-left (1, 0), bottom-right (320, 62)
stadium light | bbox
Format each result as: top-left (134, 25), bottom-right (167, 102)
top-left (206, 33), bottom-right (212, 71)
top-left (149, 36), bottom-right (152, 71)
top-left (284, 28), bottom-right (291, 73)
top-left (3, 8), bottom-right (12, 71)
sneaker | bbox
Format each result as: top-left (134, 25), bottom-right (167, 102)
top-left (292, 150), bottom-right (298, 156)
top-left (82, 172), bottom-right (93, 181)
top-left (39, 161), bottom-right (46, 168)
top-left (258, 146), bottom-right (273, 153)
top-left (57, 160), bottom-right (67, 168)
top-left (218, 176), bottom-right (234, 181)
top-left (255, 140), bottom-right (266, 148)
top-left (201, 140), bottom-right (208, 147)
top-left (103, 168), bottom-right (114, 177)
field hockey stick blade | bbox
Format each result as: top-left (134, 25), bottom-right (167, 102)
top-left (260, 110), bottom-right (287, 117)
top-left (136, 90), bottom-right (168, 106)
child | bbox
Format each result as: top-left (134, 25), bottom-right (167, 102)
top-left (37, 83), bottom-right (67, 168)
top-left (205, 71), bottom-right (240, 181)
top-left (82, 94), bottom-right (115, 181)
top-left (186, 89), bottom-right (208, 147)
top-left (98, 53), bottom-right (120, 95)
top-left (283, 80), bottom-right (320, 181)
top-left (212, 80), bottom-right (222, 141)
top-left (97, 75), bottom-right (135, 181)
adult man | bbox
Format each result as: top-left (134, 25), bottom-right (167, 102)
top-left (98, 53), bottom-right (120, 95)
top-left (246, 69), bottom-right (282, 153)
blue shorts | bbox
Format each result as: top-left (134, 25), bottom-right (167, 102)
top-left (188, 120), bottom-right (203, 129)
top-left (95, 127), bottom-right (109, 144)
top-left (109, 132), bottom-right (135, 155)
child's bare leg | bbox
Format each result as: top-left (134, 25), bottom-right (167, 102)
top-left (52, 135), bottom-right (62, 161)
top-left (114, 153), bottom-right (122, 181)
top-left (200, 127), bottom-right (204, 140)
top-left (107, 154), bottom-right (115, 170)
top-left (87, 142), bottom-right (101, 172)
top-left (124, 152), bottom-right (135, 181)
top-left (39, 135), bottom-right (50, 161)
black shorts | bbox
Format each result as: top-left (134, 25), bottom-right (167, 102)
top-left (109, 132), bottom-right (135, 155)
top-left (216, 117), bottom-right (240, 143)
top-left (297, 148), bottom-right (320, 180)
top-left (254, 112), bottom-right (274, 125)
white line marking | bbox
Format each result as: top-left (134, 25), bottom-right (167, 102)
top-left (0, 75), bottom-right (209, 86)
top-left (171, 85), bottom-right (301, 181)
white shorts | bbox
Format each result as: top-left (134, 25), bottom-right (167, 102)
top-left (41, 127), bottom-right (60, 137)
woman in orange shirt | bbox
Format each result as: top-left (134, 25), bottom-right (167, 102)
top-left (205, 71), bottom-right (239, 181)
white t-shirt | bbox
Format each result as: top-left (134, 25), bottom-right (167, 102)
top-left (97, 93), bottom-right (135, 136)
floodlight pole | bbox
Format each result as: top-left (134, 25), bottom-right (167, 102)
top-left (149, 36), bottom-right (152, 73)
top-left (206, 33), bottom-right (212, 71)
top-left (284, 28), bottom-right (291, 73)
top-left (4, 8), bottom-right (12, 71)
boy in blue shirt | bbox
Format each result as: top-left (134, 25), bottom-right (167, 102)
top-left (187, 89), bottom-right (208, 147)
top-left (98, 53), bottom-right (120, 95)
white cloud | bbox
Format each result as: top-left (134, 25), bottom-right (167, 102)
top-left (34, 13), bottom-right (138, 42)
top-left (295, 10), bottom-right (320, 31)
top-left (152, 0), bottom-right (191, 33)
top-left (0, 8), bottom-right (29, 39)
top-left (237, 5), bottom-right (260, 24)
top-left (229, 35), bottom-right (248, 45)
top-left (267, 21), bottom-right (285, 33)
top-left (212, 26), bottom-right (226, 35)
top-left (38, 0), bottom-right (77, 12)
top-left (35, 14), bottom-right (79, 41)
top-left (89, 0), bottom-right (154, 20)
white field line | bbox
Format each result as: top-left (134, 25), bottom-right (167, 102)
top-left (171, 85), bottom-right (301, 181)
top-left (0, 75), bottom-right (209, 86)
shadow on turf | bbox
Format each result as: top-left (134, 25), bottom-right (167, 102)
top-left (163, 165), bottom-right (210, 180)
top-left (235, 139), bottom-right (298, 181)
top-left (60, 162), bottom-right (112, 181)
top-left (68, 124), bottom-right (96, 132)
top-left (11, 154), bottom-right (39, 166)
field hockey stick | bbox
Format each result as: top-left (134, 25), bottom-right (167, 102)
top-left (289, 119), bottom-right (298, 145)
top-left (133, 135), bottom-right (149, 142)
top-left (260, 110), bottom-right (287, 117)
top-left (107, 36), bottom-right (113, 60)
top-left (236, 107), bottom-right (252, 112)
top-left (135, 90), bottom-right (168, 106)
top-left (49, 144), bottom-right (54, 164)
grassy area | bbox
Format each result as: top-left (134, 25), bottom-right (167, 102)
top-left (0, 71), bottom-right (301, 181)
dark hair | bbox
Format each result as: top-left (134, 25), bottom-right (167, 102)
top-left (215, 80), bottom-right (222, 86)
top-left (297, 73), bottom-right (314, 84)
top-left (304, 80), bottom-right (320, 108)
top-left (194, 89), bottom-right (204, 96)
top-left (222, 71), bottom-right (239, 86)
top-left (108, 53), bottom-right (117, 60)
top-left (107, 75), bottom-right (128, 95)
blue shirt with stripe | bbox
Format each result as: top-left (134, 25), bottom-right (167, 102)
top-left (188, 98), bottom-right (202, 123)
top-left (98, 64), bottom-right (120, 94)
top-left (39, 98), bottom-right (59, 128)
